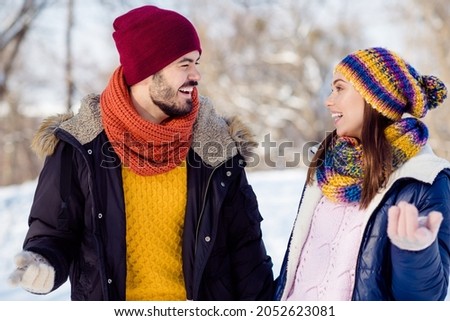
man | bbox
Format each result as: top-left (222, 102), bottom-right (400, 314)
top-left (8, 5), bottom-right (273, 301)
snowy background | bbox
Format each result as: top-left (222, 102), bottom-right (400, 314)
top-left (1, 0), bottom-right (449, 303)
top-left (1, 167), bottom-right (449, 301)
top-left (0, 168), bottom-right (305, 300)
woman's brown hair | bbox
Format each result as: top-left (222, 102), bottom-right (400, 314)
top-left (306, 102), bottom-right (395, 209)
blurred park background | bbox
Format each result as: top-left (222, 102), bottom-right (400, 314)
top-left (1, 0), bottom-right (449, 186)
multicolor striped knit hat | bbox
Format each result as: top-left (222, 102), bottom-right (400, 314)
top-left (335, 47), bottom-right (447, 120)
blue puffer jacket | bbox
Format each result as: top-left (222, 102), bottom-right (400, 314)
top-left (23, 94), bottom-right (274, 300)
top-left (274, 145), bottom-right (450, 300)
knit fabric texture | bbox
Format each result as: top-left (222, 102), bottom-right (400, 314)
top-left (286, 196), bottom-right (364, 300)
top-left (317, 118), bottom-right (428, 203)
top-left (123, 163), bottom-right (187, 300)
top-left (335, 47), bottom-right (447, 121)
top-left (100, 66), bottom-right (199, 176)
top-left (113, 5), bottom-right (202, 86)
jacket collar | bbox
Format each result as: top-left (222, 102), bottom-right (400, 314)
top-left (361, 145), bottom-right (450, 227)
top-left (386, 145), bottom-right (450, 185)
top-left (30, 94), bottom-right (257, 167)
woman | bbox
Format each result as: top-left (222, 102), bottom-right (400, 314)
top-left (275, 47), bottom-right (450, 300)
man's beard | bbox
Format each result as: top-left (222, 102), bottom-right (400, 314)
top-left (152, 96), bottom-right (193, 118)
top-left (150, 73), bottom-right (197, 118)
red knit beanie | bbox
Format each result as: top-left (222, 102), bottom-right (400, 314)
top-left (112, 5), bottom-right (202, 86)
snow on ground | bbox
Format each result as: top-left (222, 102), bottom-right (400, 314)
top-left (0, 168), bottom-right (304, 300)
top-left (1, 167), bottom-right (448, 301)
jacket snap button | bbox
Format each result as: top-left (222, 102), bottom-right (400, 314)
top-left (98, 213), bottom-right (103, 219)
top-left (205, 236), bottom-right (211, 242)
top-left (107, 279), bottom-right (112, 284)
top-left (220, 182), bottom-right (225, 187)
top-left (226, 171), bottom-right (232, 177)
top-left (87, 149), bottom-right (93, 155)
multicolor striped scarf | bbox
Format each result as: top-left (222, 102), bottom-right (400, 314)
top-left (317, 117), bottom-right (428, 203)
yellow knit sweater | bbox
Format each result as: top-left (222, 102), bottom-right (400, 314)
top-left (122, 164), bottom-right (187, 300)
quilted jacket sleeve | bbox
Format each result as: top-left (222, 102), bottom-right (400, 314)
top-left (390, 170), bottom-right (450, 300)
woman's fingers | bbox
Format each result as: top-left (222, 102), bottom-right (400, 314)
top-left (427, 211), bottom-right (443, 236)
top-left (387, 202), bottom-right (442, 251)
top-left (387, 205), bottom-right (400, 239)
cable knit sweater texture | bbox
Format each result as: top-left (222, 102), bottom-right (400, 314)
top-left (286, 196), bottom-right (364, 300)
top-left (122, 164), bottom-right (187, 300)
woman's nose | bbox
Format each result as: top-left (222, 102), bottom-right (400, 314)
top-left (324, 94), bottom-right (333, 109)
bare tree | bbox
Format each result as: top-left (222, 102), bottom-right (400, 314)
top-left (188, 0), bottom-right (363, 169)
top-left (3, 0), bottom-right (445, 185)
top-left (0, 0), bottom-right (48, 101)
top-left (0, 0), bottom-right (123, 185)
top-left (0, 0), bottom-right (49, 185)
top-left (65, 0), bottom-right (75, 111)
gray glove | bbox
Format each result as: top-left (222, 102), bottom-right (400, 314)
top-left (8, 251), bottom-right (55, 294)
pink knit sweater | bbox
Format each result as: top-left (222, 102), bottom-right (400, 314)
top-left (286, 196), bottom-right (364, 301)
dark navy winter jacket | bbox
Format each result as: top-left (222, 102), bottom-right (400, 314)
top-left (23, 94), bottom-right (274, 300)
top-left (274, 146), bottom-right (450, 300)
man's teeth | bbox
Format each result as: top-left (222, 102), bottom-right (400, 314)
top-left (332, 113), bottom-right (343, 119)
top-left (179, 88), bottom-right (193, 94)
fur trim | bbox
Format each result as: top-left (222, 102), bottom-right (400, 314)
top-left (58, 94), bottom-right (103, 145)
top-left (192, 96), bottom-right (258, 166)
top-left (31, 113), bottom-right (73, 158)
top-left (226, 116), bottom-right (258, 162)
top-left (30, 94), bottom-right (257, 167)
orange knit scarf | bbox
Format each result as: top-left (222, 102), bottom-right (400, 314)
top-left (100, 66), bottom-right (199, 176)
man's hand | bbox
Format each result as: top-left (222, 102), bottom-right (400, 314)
top-left (8, 251), bottom-right (55, 294)
top-left (387, 201), bottom-right (443, 251)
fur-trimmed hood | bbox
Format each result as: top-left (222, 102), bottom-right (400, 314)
top-left (31, 94), bottom-right (257, 167)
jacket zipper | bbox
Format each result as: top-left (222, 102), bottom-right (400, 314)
top-left (194, 164), bottom-right (222, 255)
top-left (56, 130), bottom-right (111, 300)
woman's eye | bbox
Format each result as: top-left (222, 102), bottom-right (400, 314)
top-left (330, 86), bottom-right (342, 93)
